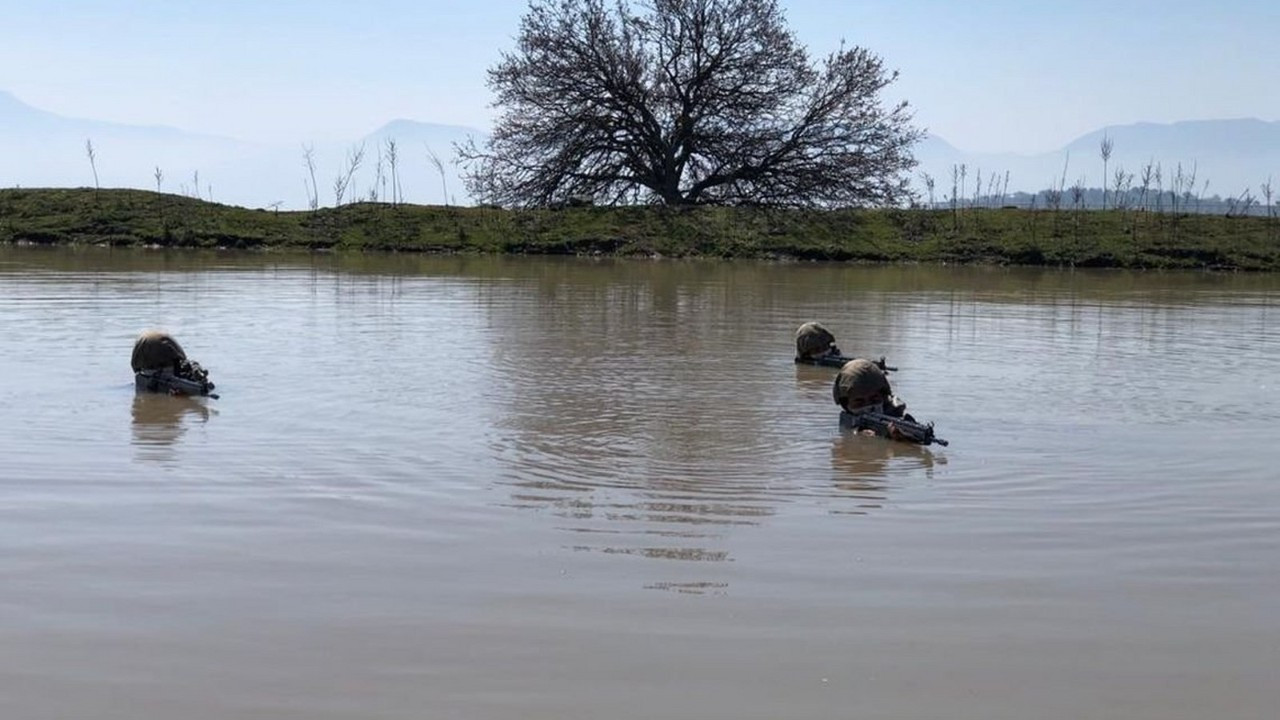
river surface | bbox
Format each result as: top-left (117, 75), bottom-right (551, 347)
top-left (1, 245), bottom-right (1277, 720)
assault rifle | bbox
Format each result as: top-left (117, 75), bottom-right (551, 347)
top-left (840, 409), bottom-right (948, 446)
top-left (135, 361), bottom-right (218, 399)
top-left (795, 354), bottom-right (897, 373)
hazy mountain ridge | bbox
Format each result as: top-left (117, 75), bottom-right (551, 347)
top-left (915, 118), bottom-right (1280, 202)
top-left (2, 91), bottom-right (1277, 209)
top-left (0, 91), bottom-right (479, 209)
top-left (0, 90), bottom-right (221, 139)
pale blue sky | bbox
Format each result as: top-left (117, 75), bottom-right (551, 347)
top-left (2, 0), bottom-right (1277, 153)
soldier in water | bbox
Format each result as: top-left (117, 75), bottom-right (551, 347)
top-left (132, 330), bottom-right (217, 397)
top-left (832, 357), bottom-right (938, 443)
top-left (794, 321), bottom-right (844, 365)
top-left (795, 321), bottom-right (895, 373)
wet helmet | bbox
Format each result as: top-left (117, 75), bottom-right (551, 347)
top-left (832, 358), bottom-right (892, 411)
top-left (795, 321), bottom-right (838, 360)
top-left (131, 330), bottom-right (187, 372)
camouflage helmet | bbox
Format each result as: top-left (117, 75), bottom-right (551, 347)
top-left (832, 358), bottom-right (892, 410)
top-left (131, 330), bottom-right (187, 372)
top-left (795, 321), bottom-right (838, 360)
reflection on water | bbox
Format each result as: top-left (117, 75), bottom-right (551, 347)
top-left (794, 363), bottom-right (839, 392)
top-left (825, 430), bottom-right (942, 516)
top-left (1, 245), bottom-right (1278, 720)
top-left (130, 392), bottom-right (214, 461)
top-left (831, 429), bottom-right (938, 478)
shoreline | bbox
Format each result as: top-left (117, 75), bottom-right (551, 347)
top-left (3, 187), bottom-right (1277, 271)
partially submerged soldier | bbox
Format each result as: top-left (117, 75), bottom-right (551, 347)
top-left (794, 321), bottom-right (893, 372)
top-left (832, 358), bottom-right (946, 446)
top-left (833, 358), bottom-right (910, 423)
top-left (794, 321), bottom-right (844, 365)
top-left (132, 330), bottom-right (218, 398)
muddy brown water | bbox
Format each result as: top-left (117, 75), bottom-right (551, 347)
top-left (1, 246), bottom-right (1277, 719)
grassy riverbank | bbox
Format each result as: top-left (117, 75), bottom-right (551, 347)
top-left (2, 187), bottom-right (1278, 270)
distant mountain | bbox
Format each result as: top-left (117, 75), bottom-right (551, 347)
top-left (0, 91), bottom-right (482, 209)
top-left (0, 89), bottom-right (206, 139)
top-left (3, 90), bottom-right (1277, 209)
top-left (0, 90), bottom-right (267, 201)
top-left (914, 118), bottom-right (1280, 202)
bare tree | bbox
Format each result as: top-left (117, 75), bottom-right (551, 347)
top-left (426, 144), bottom-right (449, 207)
top-left (303, 144), bottom-right (320, 210)
top-left (1070, 176), bottom-right (1086, 237)
top-left (1238, 188), bottom-right (1257, 217)
top-left (1263, 177), bottom-right (1276, 240)
top-left (1138, 160), bottom-right (1155, 212)
top-left (372, 147), bottom-right (386, 203)
top-left (918, 171), bottom-right (935, 208)
top-left (1057, 152), bottom-right (1070, 200)
top-left (153, 166), bottom-right (167, 229)
top-left (1043, 186), bottom-right (1063, 214)
top-left (1170, 162), bottom-right (1185, 215)
top-left (85, 139), bottom-right (99, 195)
top-left (1044, 153), bottom-right (1069, 227)
top-left (1153, 163), bottom-right (1164, 214)
top-left (1224, 188), bottom-right (1256, 218)
top-left (1111, 167), bottom-right (1132, 211)
top-left (459, 0), bottom-right (922, 207)
top-left (1178, 163), bottom-right (1198, 212)
top-left (1070, 177), bottom-right (1086, 210)
top-left (949, 164), bottom-right (960, 228)
top-left (1099, 134), bottom-right (1113, 209)
top-left (384, 138), bottom-right (401, 205)
top-left (333, 143), bottom-right (366, 206)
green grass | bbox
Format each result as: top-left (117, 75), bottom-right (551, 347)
top-left (2, 187), bottom-right (1278, 270)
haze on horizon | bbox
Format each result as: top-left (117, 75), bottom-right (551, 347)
top-left (2, 0), bottom-right (1277, 155)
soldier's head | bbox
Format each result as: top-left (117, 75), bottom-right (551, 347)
top-left (795, 321), bottom-right (839, 360)
top-left (832, 358), bottom-right (892, 412)
top-left (131, 330), bottom-right (187, 373)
